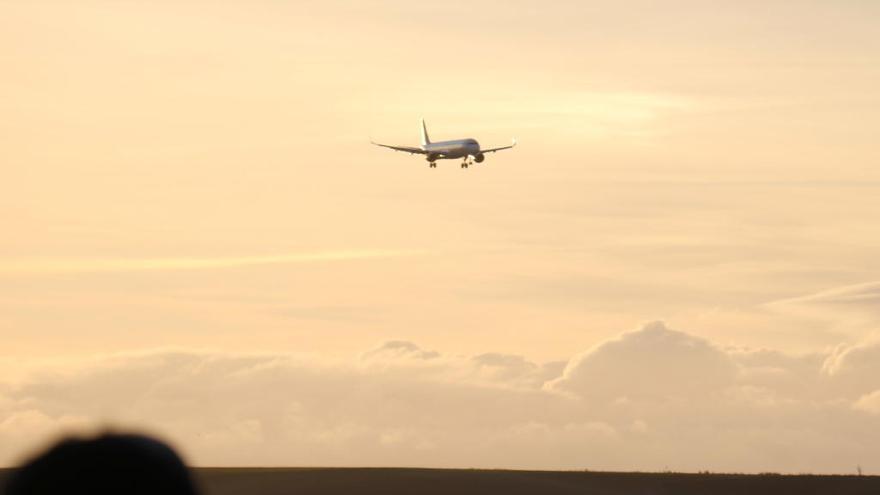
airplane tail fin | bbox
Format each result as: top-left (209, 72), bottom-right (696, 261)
top-left (420, 118), bottom-right (431, 146)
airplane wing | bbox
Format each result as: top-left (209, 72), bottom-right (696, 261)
top-left (480, 138), bottom-right (517, 154)
top-left (371, 141), bottom-right (427, 155)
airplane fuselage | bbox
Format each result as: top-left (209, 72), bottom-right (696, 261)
top-left (423, 139), bottom-right (481, 160)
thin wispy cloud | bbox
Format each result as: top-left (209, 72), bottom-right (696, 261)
top-left (0, 250), bottom-right (424, 275)
top-left (769, 282), bottom-right (880, 309)
top-left (764, 282), bottom-right (880, 330)
top-left (373, 89), bottom-right (693, 139)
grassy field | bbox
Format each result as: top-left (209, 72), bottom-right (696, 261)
top-left (3, 467), bottom-right (880, 494)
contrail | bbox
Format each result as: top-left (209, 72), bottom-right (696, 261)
top-left (0, 250), bottom-right (423, 275)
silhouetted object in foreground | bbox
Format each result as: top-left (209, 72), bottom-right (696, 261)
top-left (4, 433), bottom-right (199, 495)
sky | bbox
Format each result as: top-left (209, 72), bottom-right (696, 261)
top-left (2, 0), bottom-right (880, 473)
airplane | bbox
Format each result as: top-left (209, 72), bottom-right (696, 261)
top-left (371, 119), bottom-right (516, 168)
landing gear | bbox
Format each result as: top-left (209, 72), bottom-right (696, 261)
top-left (429, 162), bottom-right (436, 168)
top-left (460, 162), bottom-right (469, 169)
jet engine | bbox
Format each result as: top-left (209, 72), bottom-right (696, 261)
top-left (474, 154), bottom-right (485, 163)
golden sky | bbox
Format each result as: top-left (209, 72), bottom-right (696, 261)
top-left (3, 0), bottom-right (880, 472)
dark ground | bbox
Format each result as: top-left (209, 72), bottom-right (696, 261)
top-left (2, 467), bottom-right (880, 495)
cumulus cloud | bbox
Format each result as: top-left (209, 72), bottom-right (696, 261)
top-left (820, 339), bottom-right (880, 399)
top-left (549, 321), bottom-right (737, 400)
top-left (470, 353), bottom-right (566, 389)
top-left (823, 340), bottom-right (880, 377)
top-left (3, 322), bottom-right (880, 473)
top-left (728, 348), bottom-right (827, 401)
top-left (361, 341), bottom-right (440, 361)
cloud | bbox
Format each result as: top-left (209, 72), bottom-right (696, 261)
top-left (1, 348), bottom-right (559, 468)
top-left (361, 341), bottom-right (440, 361)
top-left (820, 339), bottom-right (880, 399)
top-left (548, 321), bottom-right (737, 400)
top-left (470, 353), bottom-right (566, 389)
top-left (728, 348), bottom-right (826, 401)
top-left (853, 390), bottom-right (880, 415)
top-left (774, 282), bottom-right (880, 309)
top-left (0, 249), bottom-right (423, 275)
top-left (382, 88), bottom-right (692, 141)
top-left (766, 282), bottom-right (880, 325)
top-left (4, 323), bottom-right (880, 472)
